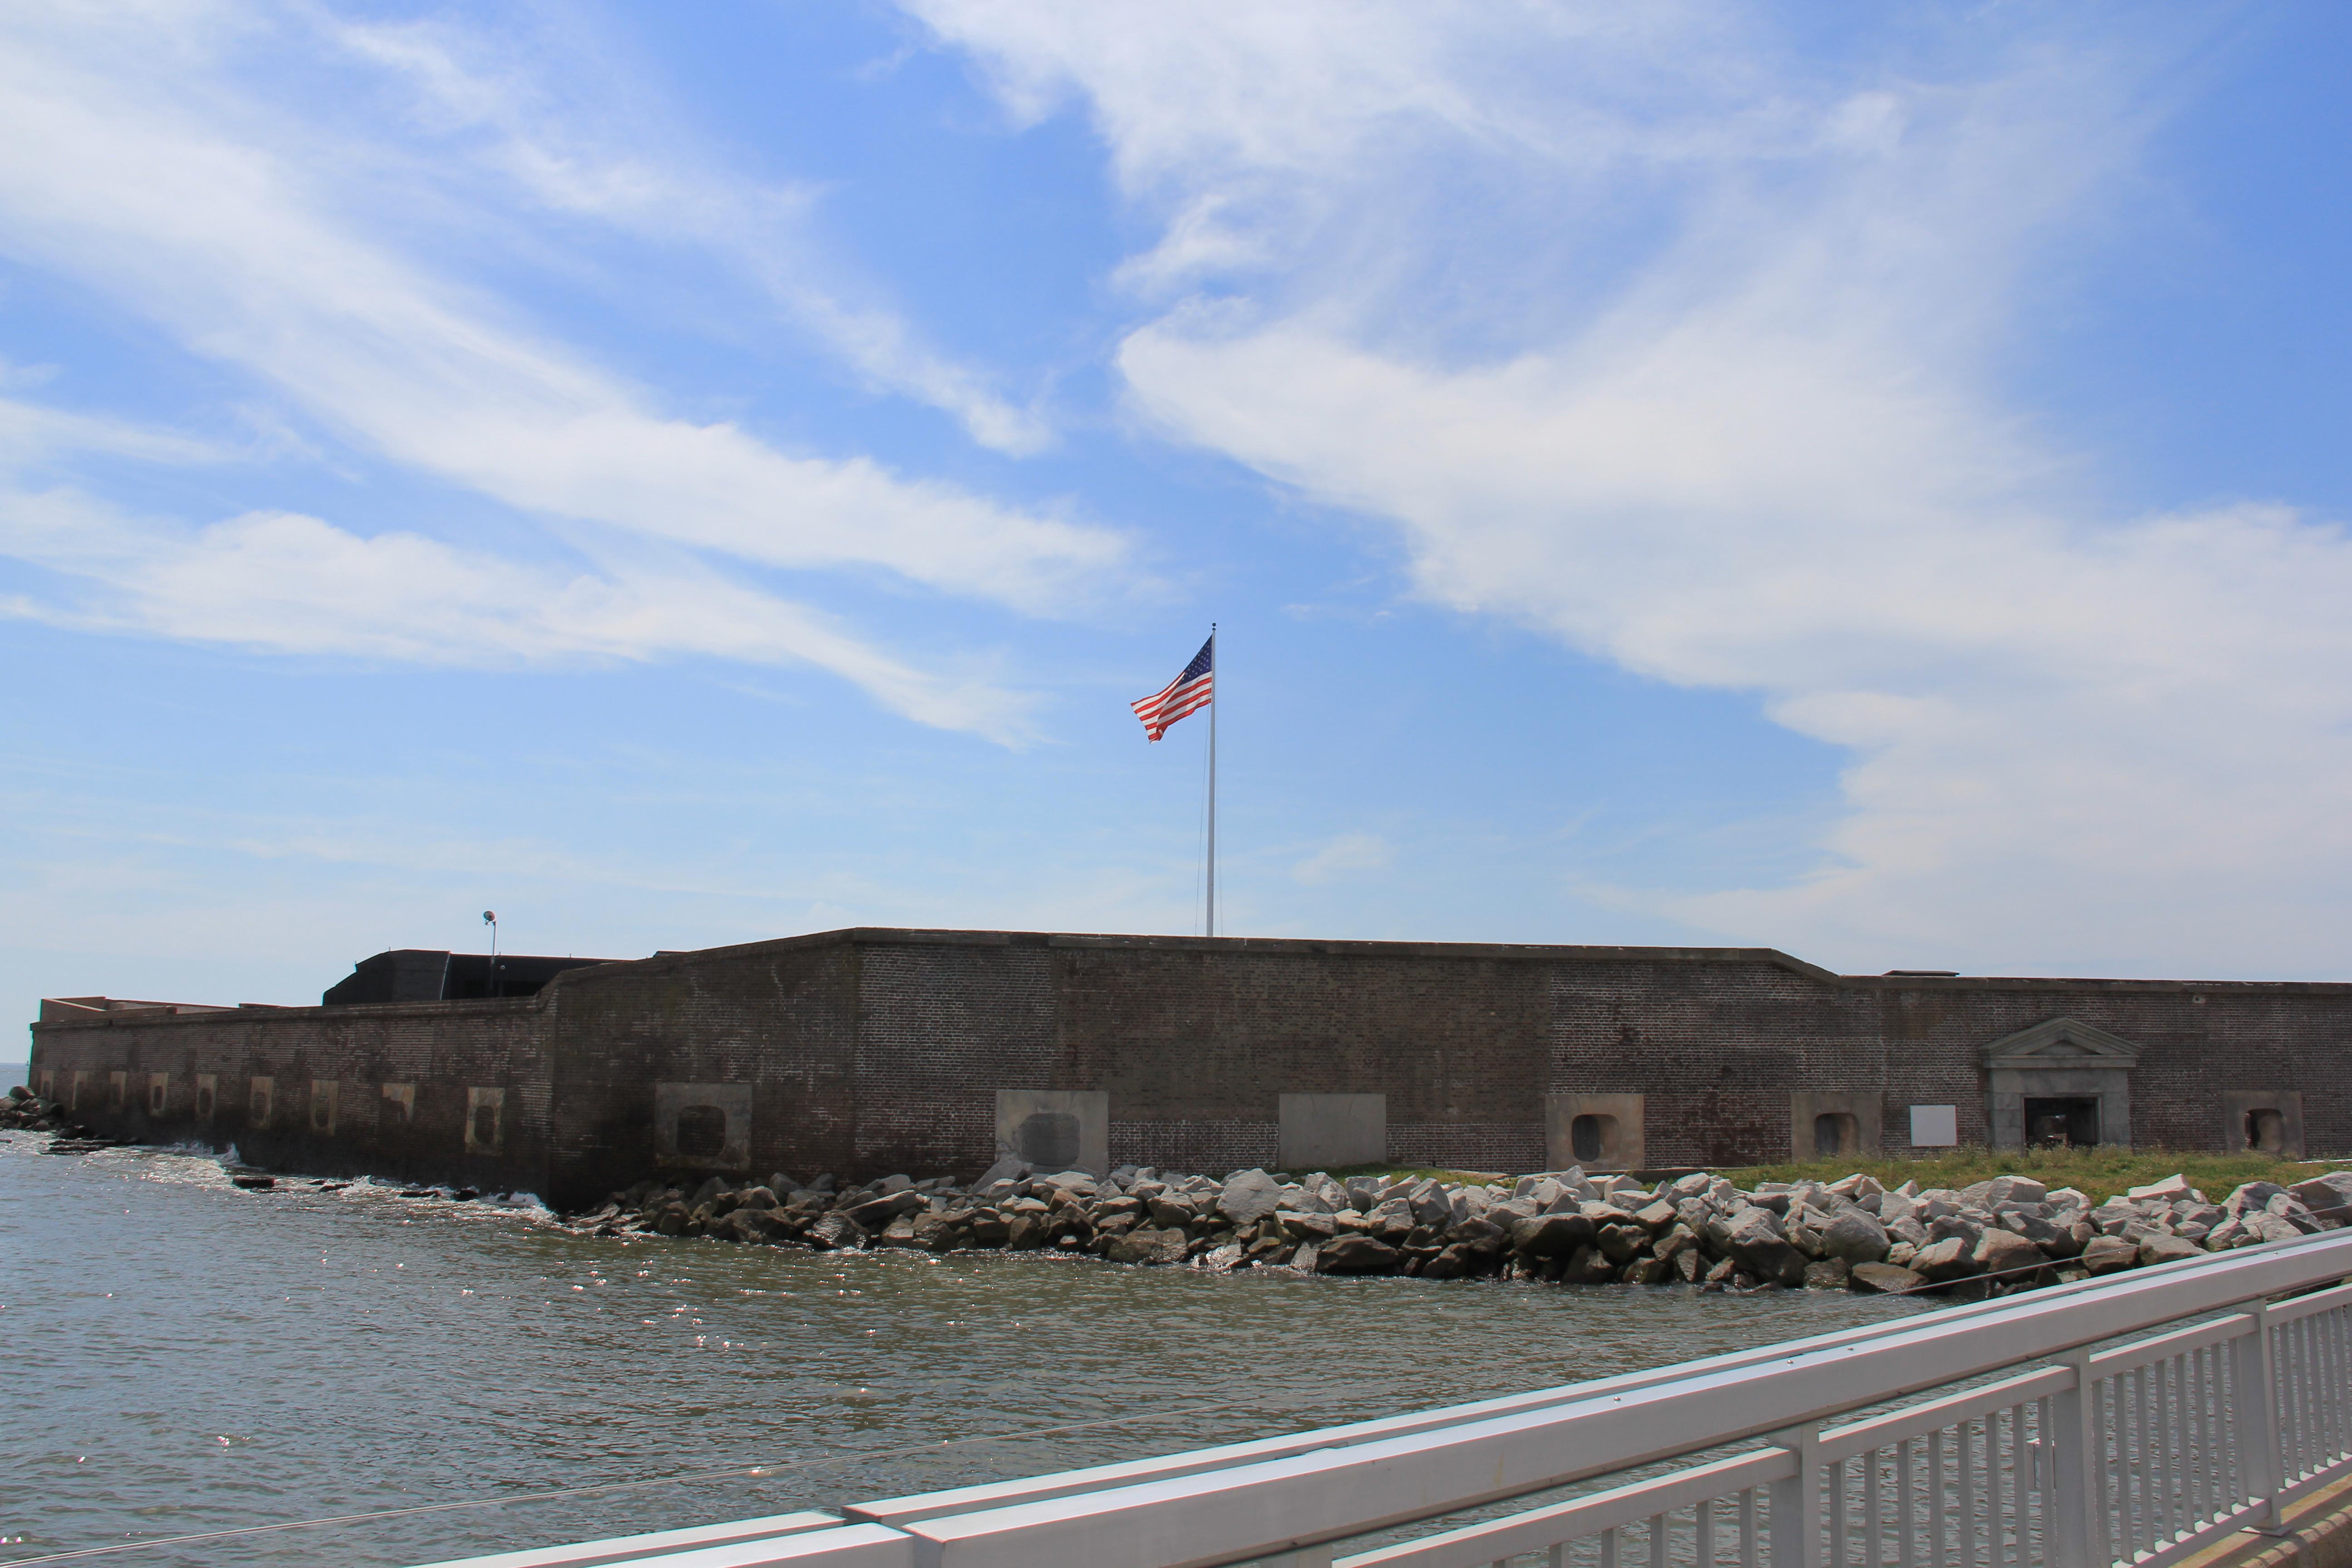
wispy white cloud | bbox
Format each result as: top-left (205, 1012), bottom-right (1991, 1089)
top-left (0, 391), bottom-right (223, 467)
top-left (0, 1), bottom-right (1137, 737)
top-left (0, 473), bottom-right (1036, 740)
top-left (1291, 831), bottom-right (1393, 886)
top-left (911, 1), bottom-right (2352, 975)
top-left (324, 11), bottom-right (1056, 455)
top-left (0, 10), bottom-right (1120, 603)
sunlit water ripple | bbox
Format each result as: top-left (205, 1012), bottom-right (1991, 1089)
top-left (2, 1130), bottom-right (1930, 1566)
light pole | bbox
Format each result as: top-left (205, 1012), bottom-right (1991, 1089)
top-left (483, 910), bottom-right (498, 998)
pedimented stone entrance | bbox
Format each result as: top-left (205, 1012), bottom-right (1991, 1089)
top-left (1983, 1017), bottom-right (2141, 1149)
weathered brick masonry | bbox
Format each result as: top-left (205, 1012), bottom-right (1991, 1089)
top-left (25, 929), bottom-right (2347, 1208)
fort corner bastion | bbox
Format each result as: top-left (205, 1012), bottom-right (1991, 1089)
top-left (23, 928), bottom-right (2344, 1210)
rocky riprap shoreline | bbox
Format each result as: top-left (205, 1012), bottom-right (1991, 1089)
top-left (2, 1086), bottom-right (110, 1151)
top-left (574, 1159), bottom-right (2352, 1296)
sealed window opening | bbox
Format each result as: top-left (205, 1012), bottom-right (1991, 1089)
top-left (1813, 1112), bottom-right (1857, 1157)
top-left (2246, 1108), bottom-right (2287, 1154)
top-left (1015, 1111), bottom-right (1082, 1168)
top-left (2025, 1096), bottom-right (2100, 1148)
top-left (674, 1104), bottom-right (727, 1159)
top-left (194, 1083), bottom-right (215, 1120)
top-left (249, 1080), bottom-right (273, 1126)
top-left (147, 1078), bottom-right (167, 1116)
top-left (1569, 1113), bottom-right (1614, 1164)
top-left (470, 1100), bottom-right (500, 1150)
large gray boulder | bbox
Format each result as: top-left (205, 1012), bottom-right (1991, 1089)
top-left (1910, 1237), bottom-right (1981, 1283)
top-left (1633, 1199), bottom-right (1680, 1232)
top-left (1982, 1176), bottom-right (2048, 1207)
top-left (2139, 1233), bottom-right (2205, 1267)
top-left (1652, 1224), bottom-right (1700, 1265)
top-left (1509, 1211), bottom-right (1597, 1259)
top-left (1594, 1222), bottom-right (1647, 1266)
top-left (1851, 1261), bottom-right (1927, 1295)
top-left (2267, 1195), bottom-right (2326, 1234)
top-left (1803, 1258), bottom-right (1853, 1290)
top-left (1217, 1169), bottom-right (1285, 1225)
top-left (2288, 1173), bottom-right (2352, 1226)
top-left (2226, 1181), bottom-right (2289, 1215)
top-left (1107, 1227), bottom-right (1190, 1265)
top-left (1972, 1228), bottom-right (2044, 1279)
top-left (719, 1207), bottom-right (789, 1244)
top-left (904, 1212), bottom-right (963, 1252)
top-left (2127, 1174), bottom-right (2192, 1203)
top-left (1318, 1235), bottom-right (1401, 1274)
top-left (838, 1190), bottom-right (923, 1230)
top-left (1147, 1195), bottom-right (1198, 1228)
top-left (1301, 1172), bottom-right (1348, 1210)
top-left (1819, 1210), bottom-right (1890, 1264)
top-left (972, 1156), bottom-right (1029, 1189)
top-left (1725, 1209), bottom-right (1808, 1286)
top-left (804, 1213), bottom-right (867, 1251)
top-left (2079, 1235), bottom-right (2139, 1274)
top-left (1561, 1245), bottom-right (1618, 1284)
top-left (1446, 1215), bottom-right (1510, 1256)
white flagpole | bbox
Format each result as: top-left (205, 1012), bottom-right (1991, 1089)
top-left (1206, 623), bottom-right (1217, 938)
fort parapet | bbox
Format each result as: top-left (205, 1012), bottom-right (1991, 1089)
top-left (23, 928), bottom-right (2341, 1208)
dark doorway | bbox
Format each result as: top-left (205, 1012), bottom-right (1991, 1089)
top-left (674, 1104), bottom-right (726, 1158)
top-left (1569, 1114), bottom-right (1608, 1163)
top-left (1813, 1112), bottom-right (1857, 1157)
top-left (2245, 1108), bottom-right (2287, 1154)
top-left (1016, 1111), bottom-right (1081, 1168)
top-left (2024, 1096), bottom-right (2100, 1148)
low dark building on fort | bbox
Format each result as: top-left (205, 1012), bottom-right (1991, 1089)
top-left (24, 928), bottom-right (2338, 1209)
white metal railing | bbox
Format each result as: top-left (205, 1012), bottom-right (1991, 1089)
top-left (413, 1230), bottom-right (2352, 1568)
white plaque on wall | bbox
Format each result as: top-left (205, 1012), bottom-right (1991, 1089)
top-left (1909, 1104), bottom-right (1959, 1147)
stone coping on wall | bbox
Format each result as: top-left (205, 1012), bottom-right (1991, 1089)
top-left (557, 926), bottom-right (2352, 995)
top-left (31, 993), bottom-right (549, 1031)
top-left (34, 926), bottom-right (2352, 1032)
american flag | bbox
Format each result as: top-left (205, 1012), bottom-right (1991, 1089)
top-left (1131, 635), bottom-right (1213, 741)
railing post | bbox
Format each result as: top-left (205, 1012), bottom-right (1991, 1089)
top-left (1768, 1423), bottom-right (1822, 1568)
top-left (2233, 1307), bottom-right (2285, 1529)
top-left (2050, 1351), bottom-right (2103, 1568)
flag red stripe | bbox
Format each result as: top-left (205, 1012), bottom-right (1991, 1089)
top-left (1130, 671), bottom-right (1212, 741)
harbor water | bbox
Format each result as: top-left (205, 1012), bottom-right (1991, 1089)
top-left (2, 1128), bottom-right (1928, 1568)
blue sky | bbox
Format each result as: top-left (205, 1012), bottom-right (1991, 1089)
top-left (6, 2), bottom-right (2352, 1027)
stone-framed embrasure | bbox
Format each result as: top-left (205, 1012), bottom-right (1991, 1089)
top-left (1790, 1091), bottom-right (1882, 1160)
top-left (2222, 1089), bottom-right (2305, 1159)
top-left (1544, 1093), bottom-right (1645, 1172)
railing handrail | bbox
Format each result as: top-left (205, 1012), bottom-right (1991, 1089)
top-left (891, 1230), bottom-right (2352, 1568)
top-left (413, 1228), bottom-right (2352, 1568)
top-left (848, 1228), bottom-right (2288, 1529)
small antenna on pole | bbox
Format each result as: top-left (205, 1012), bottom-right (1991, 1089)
top-left (483, 911), bottom-right (498, 997)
